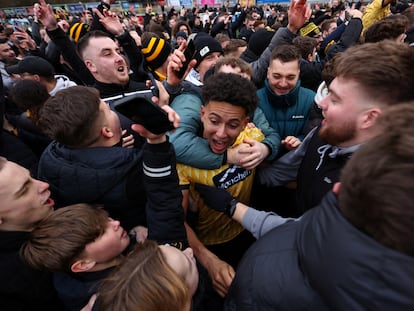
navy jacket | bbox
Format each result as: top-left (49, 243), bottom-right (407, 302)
top-left (38, 142), bottom-right (147, 231)
top-left (226, 191), bottom-right (414, 310)
top-left (0, 231), bottom-right (64, 311)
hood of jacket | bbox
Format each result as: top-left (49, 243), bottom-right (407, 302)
top-left (50, 75), bottom-right (77, 96)
top-left (38, 141), bottom-right (142, 207)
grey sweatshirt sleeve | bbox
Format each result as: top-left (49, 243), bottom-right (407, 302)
top-left (250, 27), bottom-right (297, 86)
top-left (241, 207), bottom-right (298, 239)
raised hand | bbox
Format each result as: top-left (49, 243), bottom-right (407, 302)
top-left (93, 8), bottom-right (124, 36)
top-left (287, 0), bottom-right (311, 33)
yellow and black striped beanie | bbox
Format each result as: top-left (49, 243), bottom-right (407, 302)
top-left (299, 22), bottom-right (321, 37)
top-left (69, 22), bottom-right (90, 43)
top-left (141, 37), bottom-right (172, 71)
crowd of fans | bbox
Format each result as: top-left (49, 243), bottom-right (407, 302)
top-left (0, 0), bottom-right (414, 310)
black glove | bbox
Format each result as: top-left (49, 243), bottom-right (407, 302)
top-left (194, 183), bottom-right (238, 217)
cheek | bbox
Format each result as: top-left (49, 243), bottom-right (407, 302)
top-left (288, 80), bottom-right (296, 87)
top-left (227, 128), bottom-right (241, 140)
top-left (202, 125), bottom-right (215, 138)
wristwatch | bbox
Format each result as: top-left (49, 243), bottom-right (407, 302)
top-left (226, 198), bottom-right (238, 218)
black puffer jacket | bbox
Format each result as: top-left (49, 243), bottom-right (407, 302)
top-left (38, 141), bottom-right (146, 231)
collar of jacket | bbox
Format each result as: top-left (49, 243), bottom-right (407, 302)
top-left (264, 78), bottom-right (301, 108)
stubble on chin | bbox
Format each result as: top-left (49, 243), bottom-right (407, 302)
top-left (318, 122), bottom-right (357, 146)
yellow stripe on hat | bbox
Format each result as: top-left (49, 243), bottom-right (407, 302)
top-left (69, 22), bottom-right (79, 38)
top-left (142, 37), bottom-right (165, 62)
top-left (141, 37), bottom-right (157, 54)
top-left (73, 23), bottom-right (84, 42)
top-left (300, 22), bottom-right (320, 37)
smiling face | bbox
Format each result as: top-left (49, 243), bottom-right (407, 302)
top-left (0, 161), bottom-right (54, 231)
top-left (201, 100), bottom-right (249, 154)
top-left (83, 37), bottom-right (129, 85)
top-left (318, 76), bottom-right (379, 147)
top-left (267, 58), bottom-right (299, 96)
top-left (197, 52), bottom-right (221, 83)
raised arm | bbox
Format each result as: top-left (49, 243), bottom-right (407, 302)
top-left (194, 183), bottom-right (297, 240)
top-left (36, 0), bottom-right (94, 85)
top-left (132, 104), bottom-right (187, 247)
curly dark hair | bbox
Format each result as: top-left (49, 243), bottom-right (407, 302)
top-left (9, 79), bottom-right (50, 124)
top-left (202, 73), bottom-right (258, 116)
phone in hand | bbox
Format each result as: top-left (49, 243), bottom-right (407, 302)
top-left (147, 72), bottom-right (159, 98)
top-left (111, 94), bottom-right (174, 135)
top-left (175, 33), bottom-right (197, 79)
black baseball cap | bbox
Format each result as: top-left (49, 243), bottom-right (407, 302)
top-left (6, 56), bottom-right (54, 77)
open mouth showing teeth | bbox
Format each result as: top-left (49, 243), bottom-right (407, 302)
top-left (117, 66), bottom-right (124, 72)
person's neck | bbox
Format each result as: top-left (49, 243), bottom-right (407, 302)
top-left (44, 79), bottom-right (57, 93)
top-left (88, 137), bottom-right (121, 148)
top-left (336, 130), bottom-right (379, 148)
top-left (0, 223), bottom-right (34, 232)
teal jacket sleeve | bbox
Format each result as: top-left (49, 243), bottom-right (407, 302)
top-left (252, 107), bottom-right (281, 161)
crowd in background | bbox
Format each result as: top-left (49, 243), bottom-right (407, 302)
top-left (0, 0), bottom-right (414, 310)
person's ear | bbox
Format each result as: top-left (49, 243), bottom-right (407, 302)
top-left (200, 105), bottom-right (207, 121)
top-left (101, 127), bottom-right (114, 138)
top-left (84, 60), bottom-right (97, 73)
top-left (332, 182), bottom-right (341, 197)
top-left (71, 259), bottom-right (96, 273)
top-left (33, 74), bottom-right (41, 82)
top-left (361, 108), bottom-right (381, 130)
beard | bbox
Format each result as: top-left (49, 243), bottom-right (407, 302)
top-left (319, 119), bottom-right (357, 146)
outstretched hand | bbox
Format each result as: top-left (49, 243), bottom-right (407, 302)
top-left (194, 183), bottom-right (234, 216)
top-left (35, 0), bottom-right (58, 30)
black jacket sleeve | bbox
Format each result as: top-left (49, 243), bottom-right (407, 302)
top-left (46, 27), bottom-right (95, 85)
top-left (143, 139), bottom-right (188, 249)
top-left (326, 18), bottom-right (363, 60)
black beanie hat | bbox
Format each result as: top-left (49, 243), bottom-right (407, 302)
top-left (69, 21), bottom-right (90, 43)
top-left (193, 33), bottom-right (223, 67)
top-left (248, 29), bottom-right (275, 58)
top-left (141, 37), bottom-right (172, 70)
